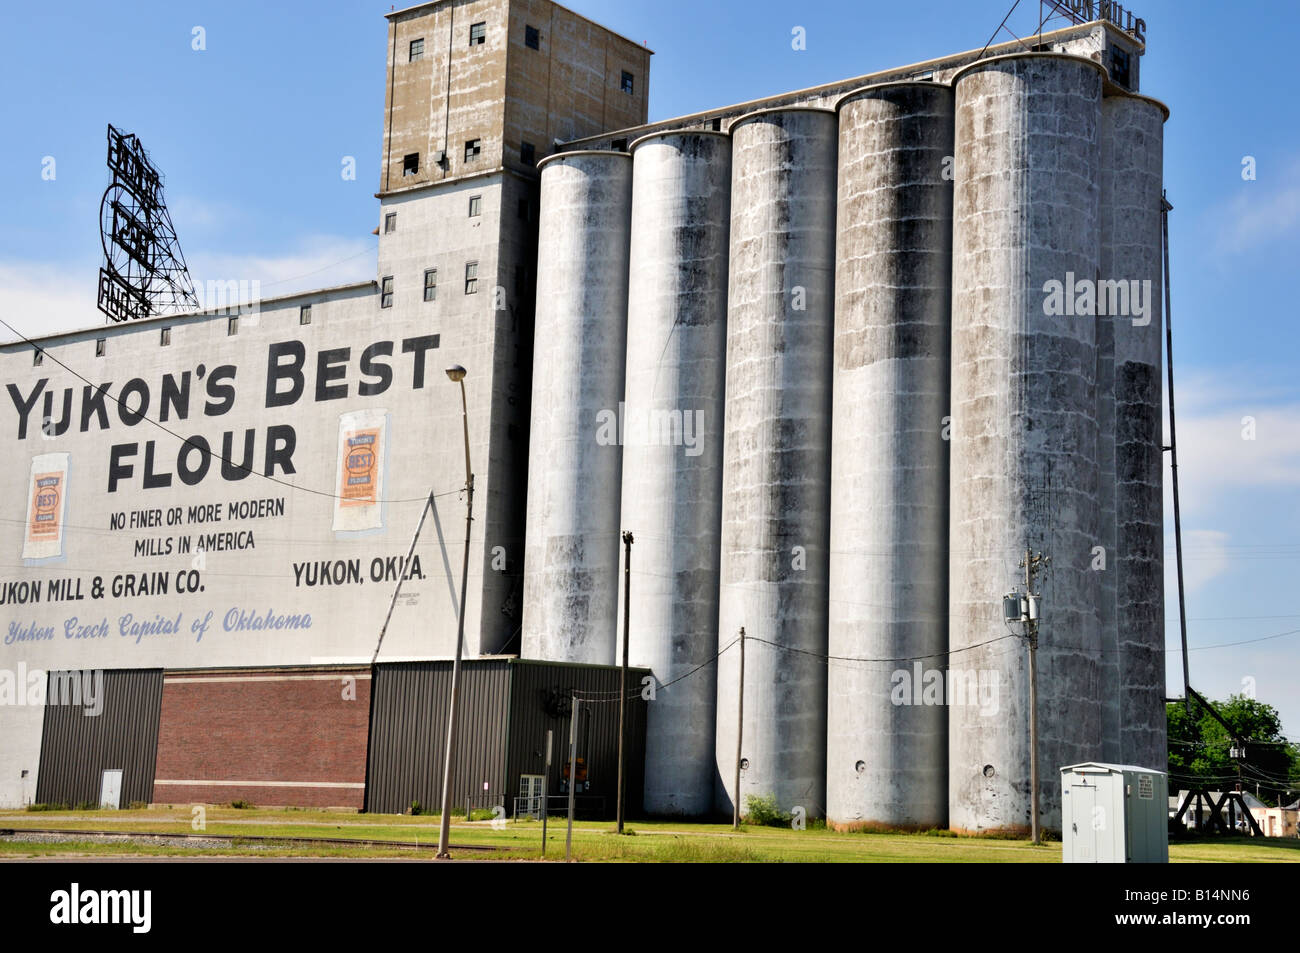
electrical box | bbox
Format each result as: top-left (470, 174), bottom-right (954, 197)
top-left (1060, 762), bottom-right (1168, 863)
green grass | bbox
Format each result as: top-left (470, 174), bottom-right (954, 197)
top-left (1166, 833), bottom-right (1300, 863)
top-left (0, 838), bottom-right (445, 860)
top-left (1, 806), bottom-right (1296, 862)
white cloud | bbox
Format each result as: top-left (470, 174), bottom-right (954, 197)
top-left (1160, 367), bottom-right (1300, 516)
top-left (0, 261), bottom-right (101, 342)
top-left (0, 236), bottom-right (376, 343)
top-left (188, 235), bottom-right (376, 302)
top-left (1165, 403), bottom-right (1300, 514)
top-left (167, 194), bottom-right (242, 231)
top-left (1156, 370), bottom-right (1300, 596)
top-left (1170, 366), bottom-right (1298, 417)
top-left (1211, 161), bottom-right (1300, 255)
top-left (1165, 528), bottom-right (1231, 594)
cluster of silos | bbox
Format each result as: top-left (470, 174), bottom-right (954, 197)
top-left (523, 52), bottom-right (1168, 833)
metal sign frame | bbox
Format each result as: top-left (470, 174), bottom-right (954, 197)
top-left (96, 124), bottom-right (199, 323)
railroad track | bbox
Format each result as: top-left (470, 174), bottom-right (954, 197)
top-left (0, 827), bottom-right (499, 853)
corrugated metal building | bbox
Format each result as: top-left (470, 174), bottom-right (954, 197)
top-left (36, 669), bottom-right (163, 808)
top-left (34, 659), bottom-right (646, 817)
top-left (367, 659), bottom-right (649, 818)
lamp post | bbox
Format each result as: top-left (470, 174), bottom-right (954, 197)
top-left (436, 364), bottom-right (473, 859)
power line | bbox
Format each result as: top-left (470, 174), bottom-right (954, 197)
top-left (573, 635), bottom-right (741, 704)
top-left (1170, 628), bottom-right (1300, 652)
top-left (741, 631), bottom-right (1019, 665)
top-left (258, 245), bottom-right (375, 289)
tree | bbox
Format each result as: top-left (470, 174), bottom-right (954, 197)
top-left (1166, 694), bottom-right (1300, 805)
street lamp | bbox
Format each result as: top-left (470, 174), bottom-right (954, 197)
top-left (436, 364), bottom-right (473, 859)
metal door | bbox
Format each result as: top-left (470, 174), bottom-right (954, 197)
top-left (1071, 784), bottom-right (1097, 862)
top-left (100, 769), bottom-right (123, 809)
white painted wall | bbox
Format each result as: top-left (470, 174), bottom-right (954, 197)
top-left (0, 704), bottom-right (43, 808)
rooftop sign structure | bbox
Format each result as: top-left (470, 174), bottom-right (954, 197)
top-left (97, 124), bottom-right (199, 324)
top-left (1047, 0), bottom-right (1147, 43)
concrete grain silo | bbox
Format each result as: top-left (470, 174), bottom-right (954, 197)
top-left (715, 108), bottom-right (837, 819)
top-left (826, 83), bottom-right (954, 830)
top-left (620, 131), bottom-right (732, 815)
top-left (948, 54), bottom-right (1106, 833)
top-left (522, 152), bottom-right (633, 665)
top-left (1101, 92), bottom-right (1168, 773)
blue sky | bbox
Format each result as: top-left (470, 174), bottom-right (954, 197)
top-left (1, 0), bottom-right (1298, 737)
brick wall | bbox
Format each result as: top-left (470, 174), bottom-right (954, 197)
top-left (152, 669), bottom-right (371, 809)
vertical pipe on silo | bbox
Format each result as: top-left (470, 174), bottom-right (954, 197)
top-left (1096, 276), bottom-right (1121, 763)
top-left (522, 152), bottom-right (633, 666)
top-left (715, 108), bottom-right (837, 819)
top-left (827, 83), bottom-right (954, 830)
top-left (620, 131), bottom-right (732, 815)
top-left (1102, 93), bottom-right (1168, 773)
top-left (949, 54), bottom-right (1106, 834)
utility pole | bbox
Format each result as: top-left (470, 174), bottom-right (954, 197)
top-left (1011, 550), bottom-right (1047, 846)
top-left (541, 729), bottom-right (552, 857)
top-left (565, 692), bottom-right (578, 862)
top-left (1234, 737), bottom-right (1245, 821)
top-left (616, 530), bottom-right (633, 834)
top-left (1025, 551), bottom-right (1040, 846)
top-left (733, 627), bottom-right (745, 831)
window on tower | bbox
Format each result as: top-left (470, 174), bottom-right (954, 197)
top-left (409, 38), bottom-right (424, 62)
top-left (465, 139), bottom-right (482, 162)
top-left (469, 195), bottom-right (482, 217)
top-left (1109, 47), bottom-right (1131, 89)
top-left (520, 141), bottom-right (536, 167)
top-left (469, 22), bottom-right (486, 46)
top-left (403, 153), bottom-right (419, 176)
top-left (380, 276), bottom-right (394, 309)
top-left (525, 25), bottom-right (540, 49)
top-left (621, 71), bottom-right (634, 94)
top-left (465, 261), bottom-right (479, 295)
